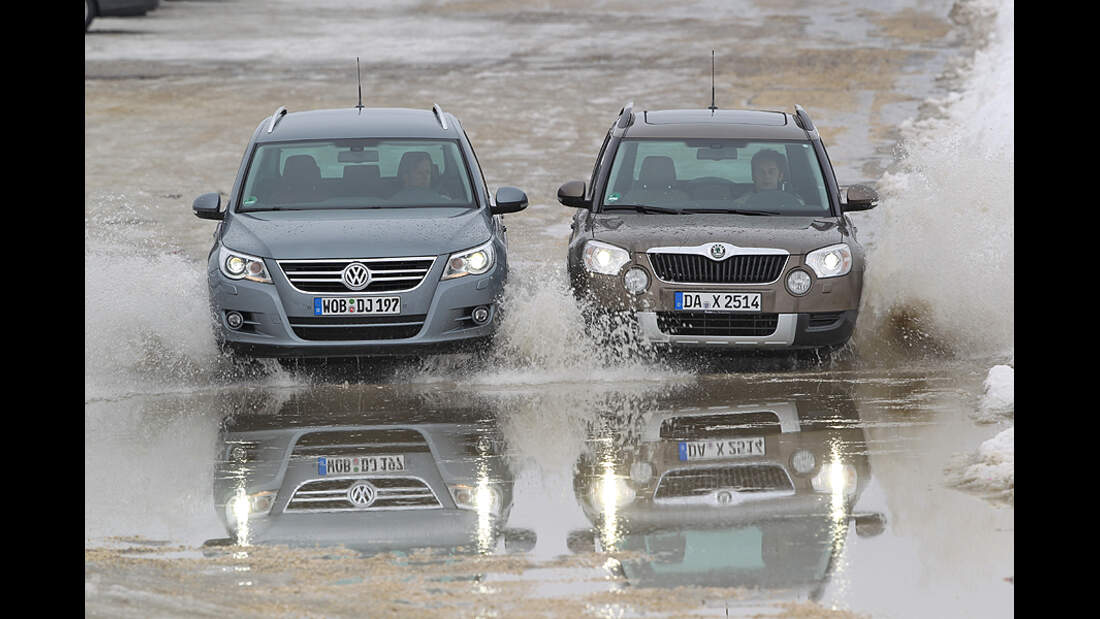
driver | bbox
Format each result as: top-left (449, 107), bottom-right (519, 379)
top-left (391, 151), bottom-right (449, 201)
top-left (732, 149), bottom-right (804, 207)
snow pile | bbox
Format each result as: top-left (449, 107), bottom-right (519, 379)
top-left (979, 364), bottom-right (1014, 416)
top-left (949, 426), bottom-right (1014, 504)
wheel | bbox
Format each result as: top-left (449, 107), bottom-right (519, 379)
top-left (85, 0), bottom-right (95, 31)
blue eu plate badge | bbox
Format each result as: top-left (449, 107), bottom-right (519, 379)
top-left (317, 456), bottom-right (327, 475)
top-left (674, 292), bottom-right (684, 310)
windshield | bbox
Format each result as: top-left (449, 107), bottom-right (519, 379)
top-left (601, 139), bottom-right (831, 215)
top-left (238, 139), bottom-right (475, 211)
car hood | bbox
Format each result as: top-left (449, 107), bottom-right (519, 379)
top-left (588, 213), bottom-right (847, 255)
top-left (220, 207), bottom-right (493, 259)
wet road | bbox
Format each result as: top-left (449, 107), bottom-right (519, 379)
top-left (85, 1), bottom-right (1013, 617)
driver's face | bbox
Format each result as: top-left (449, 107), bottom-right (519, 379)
top-left (404, 159), bottom-right (432, 188)
top-left (752, 160), bottom-right (782, 190)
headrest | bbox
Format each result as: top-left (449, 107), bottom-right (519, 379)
top-left (343, 165), bottom-right (381, 183)
top-left (397, 151), bottom-right (434, 178)
top-left (283, 154), bottom-right (320, 183)
top-left (639, 156), bottom-right (676, 188)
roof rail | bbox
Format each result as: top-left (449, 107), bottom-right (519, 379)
top-left (793, 104), bottom-right (816, 132)
top-left (266, 106), bottom-right (287, 133)
top-left (432, 104), bottom-right (449, 130)
top-left (617, 101), bottom-right (635, 129)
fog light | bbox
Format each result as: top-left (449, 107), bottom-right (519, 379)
top-left (629, 461), bottom-right (653, 484)
top-left (791, 449), bottom-right (816, 475)
top-left (225, 311), bottom-right (244, 330)
top-left (623, 267), bottom-right (649, 294)
top-left (786, 269), bottom-right (812, 296)
top-left (471, 305), bottom-right (491, 325)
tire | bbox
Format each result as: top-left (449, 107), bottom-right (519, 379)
top-left (85, 0), bottom-right (95, 31)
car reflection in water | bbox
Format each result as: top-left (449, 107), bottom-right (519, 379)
top-left (570, 390), bottom-right (885, 601)
top-left (206, 388), bottom-right (532, 555)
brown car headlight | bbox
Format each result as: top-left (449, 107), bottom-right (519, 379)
top-left (805, 243), bottom-right (852, 278)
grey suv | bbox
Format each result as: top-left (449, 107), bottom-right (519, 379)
top-left (559, 103), bottom-right (878, 353)
top-left (193, 105), bottom-right (527, 358)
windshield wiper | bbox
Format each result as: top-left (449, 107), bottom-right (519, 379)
top-left (601, 204), bottom-right (684, 214)
top-left (680, 208), bottom-right (780, 216)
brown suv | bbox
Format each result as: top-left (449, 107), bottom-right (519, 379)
top-left (559, 103), bottom-right (878, 353)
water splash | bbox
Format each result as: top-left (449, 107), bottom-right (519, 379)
top-left (858, 0), bottom-right (1013, 363)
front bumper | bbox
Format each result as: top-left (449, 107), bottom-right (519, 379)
top-left (208, 253), bottom-right (505, 358)
top-left (574, 252), bottom-right (861, 350)
top-left (636, 310), bottom-right (857, 349)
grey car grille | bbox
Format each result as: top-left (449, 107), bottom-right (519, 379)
top-left (288, 314), bottom-right (426, 341)
top-left (285, 477), bottom-right (441, 512)
top-left (292, 428), bottom-right (432, 458)
top-left (277, 257), bottom-right (436, 293)
top-left (654, 464), bottom-right (793, 499)
top-left (649, 254), bottom-right (786, 284)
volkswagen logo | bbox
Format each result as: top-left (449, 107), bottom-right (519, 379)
top-left (341, 262), bottom-right (372, 291)
top-left (716, 490), bottom-right (734, 505)
top-left (710, 244), bottom-right (726, 260)
top-left (347, 481), bottom-right (378, 507)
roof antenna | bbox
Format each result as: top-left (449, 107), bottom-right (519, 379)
top-left (707, 50), bottom-right (718, 112)
top-left (355, 57), bottom-right (364, 111)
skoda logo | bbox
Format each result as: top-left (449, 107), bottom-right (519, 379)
top-left (347, 481), bottom-right (378, 507)
top-left (710, 244), bottom-right (726, 260)
top-left (341, 262), bottom-right (372, 291)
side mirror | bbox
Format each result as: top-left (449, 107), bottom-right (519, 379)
top-left (193, 192), bottom-right (224, 220)
top-left (557, 180), bottom-right (590, 209)
top-left (491, 186), bottom-right (528, 214)
top-left (843, 184), bottom-right (879, 211)
top-left (502, 528), bottom-right (537, 553)
top-left (852, 512), bottom-right (887, 538)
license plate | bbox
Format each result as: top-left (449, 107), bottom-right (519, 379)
top-left (313, 296), bottom-right (400, 316)
top-left (678, 438), bottom-right (766, 461)
top-left (317, 455), bottom-right (406, 475)
top-left (675, 292), bottom-right (761, 312)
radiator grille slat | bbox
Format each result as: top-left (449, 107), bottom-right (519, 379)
top-left (288, 314), bottom-right (426, 341)
top-left (649, 254), bottom-right (786, 284)
top-left (278, 257), bottom-right (436, 293)
top-left (285, 477), bottom-right (441, 512)
top-left (655, 464), bottom-right (793, 499)
top-left (656, 311), bottom-right (778, 337)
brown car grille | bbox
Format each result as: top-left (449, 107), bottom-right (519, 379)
top-left (278, 257), bottom-right (436, 293)
top-left (656, 312), bottom-right (778, 337)
top-left (288, 314), bottom-right (426, 341)
top-left (649, 253), bottom-right (786, 284)
top-left (654, 464), bottom-right (793, 499)
top-left (285, 477), bottom-right (440, 512)
top-left (659, 412), bottom-right (782, 439)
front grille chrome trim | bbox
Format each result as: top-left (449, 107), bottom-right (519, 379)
top-left (276, 256), bottom-right (437, 295)
top-left (284, 475), bottom-right (443, 513)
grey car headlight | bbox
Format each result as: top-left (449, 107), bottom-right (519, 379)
top-left (805, 243), bottom-right (852, 278)
top-left (443, 241), bottom-right (495, 280)
top-left (219, 245), bottom-right (272, 284)
top-left (582, 240), bottom-right (631, 275)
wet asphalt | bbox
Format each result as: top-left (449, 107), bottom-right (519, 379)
top-left (85, 2), bottom-right (1012, 617)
